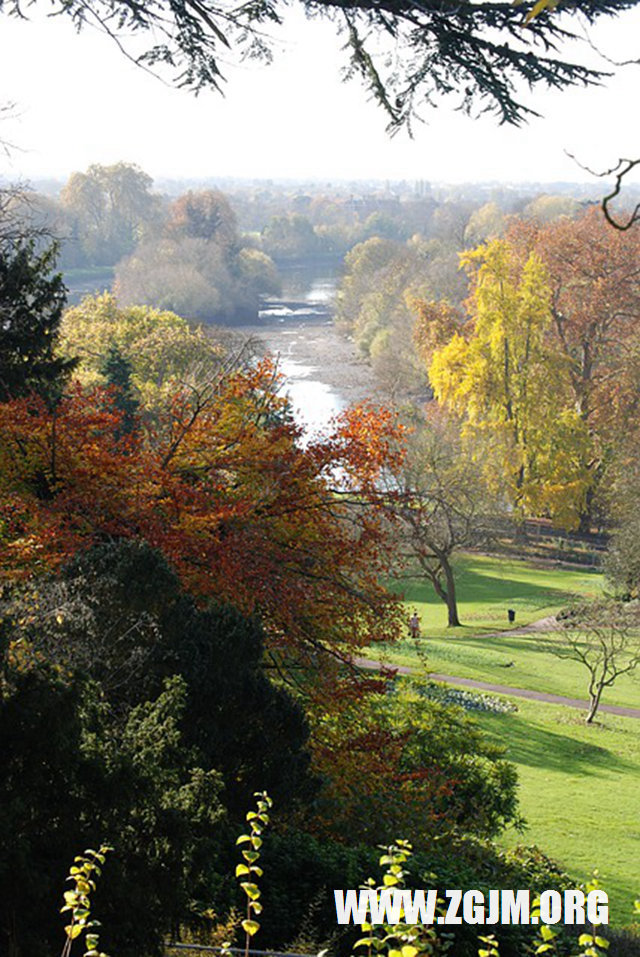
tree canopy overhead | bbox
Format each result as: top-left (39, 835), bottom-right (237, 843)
top-left (1, 0), bottom-right (636, 130)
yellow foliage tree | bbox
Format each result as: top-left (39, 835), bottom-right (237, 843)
top-left (428, 240), bottom-right (591, 527)
top-left (59, 293), bottom-right (230, 414)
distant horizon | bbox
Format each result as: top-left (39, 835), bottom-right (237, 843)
top-left (2, 169), bottom-right (632, 198)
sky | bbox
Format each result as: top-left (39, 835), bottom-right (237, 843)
top-left (1, 4), bottom-right (640, 185)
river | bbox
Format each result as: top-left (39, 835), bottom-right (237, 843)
top-left (240, 264), bottom-right (375, 435)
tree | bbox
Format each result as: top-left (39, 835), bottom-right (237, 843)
top-left (428, 238), bottom-right (591, 527)
top-left (60, 162), bottom-right (160, 266)
top-left (100, 344), bottom-right (140, 436)
top-left (509, 208), bottom-right (640, 526)
top-left (551, 601), bottom-right (640, 723)
top-left (335, 237), bottom-right (430, 396)
top-left (59, 292), bottom-right (243, 415)
top-left (0, 648), bottom-right (225, 957)
top-left (168, 189), bottom-right (238, 247)
top-left (115, 235), bottom-right (279, 324)
top-left (309, 673), bottom-right (519, 845)
top-left (261, 214), bottom-right (322, 260)
top-left (602, 442), bottom-right (640, 597)
top-left (4, 539), bottom-right (315, 815)
top-left (0, 184), bottom-right (61, 253)
top-left (0, 241), bottom-right (76, 404)
top-left (0, 366), bottom-right (405, 668)
top-left (0, 0), bottom-right (630, 132)
top-left (384, 408), bottom-right (492, 627)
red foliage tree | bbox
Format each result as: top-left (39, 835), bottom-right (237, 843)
top-left (0, 360), bottom-right (405, 665)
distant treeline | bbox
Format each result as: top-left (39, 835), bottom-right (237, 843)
top-left (9, 162), bottom-right (606, 324)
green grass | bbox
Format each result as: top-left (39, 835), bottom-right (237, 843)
top-left (374, 554), bottom-right (640, 708)
top-left (472, 696), bottom-right (640, 926)
top-left (379, 554), bottom-right (640, 927)
top-left (396, 553), bottom-right (603, 635)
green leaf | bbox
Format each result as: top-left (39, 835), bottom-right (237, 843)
top-left (235, 864), bottom-right (250, 877)
top-left (240, 882), bottom-right (261, 900)
top-left (242, 919), bottom-right (260, 936)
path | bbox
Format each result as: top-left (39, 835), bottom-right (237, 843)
top-left (353, 657), bottom-right (640, 719)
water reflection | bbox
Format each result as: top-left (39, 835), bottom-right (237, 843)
top-left (277, 355), bottom-right (345, 437)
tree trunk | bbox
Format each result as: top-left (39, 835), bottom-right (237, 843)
top-left (586, 685), bottom-right (602, 724)
top-left (442, 557), bottom-right (462, 627)
top-left (424, 556), bottom-right (462, 627)
top-left (578, 484), bottom-right (595, 534)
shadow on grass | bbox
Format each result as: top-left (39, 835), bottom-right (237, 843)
top-left (400, 565), bottom-right (576, 611)
top-left (480, 713), bottom-right (635, 776)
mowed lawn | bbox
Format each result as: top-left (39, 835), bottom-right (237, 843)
top-left (377, 554), bottom-right (640, 708)
top-left (395, 553), bottom-right (604, 634)
top-left (473, 697), bottom-right (640, 926)
top-left (374, 556), bottom-right (640, 926)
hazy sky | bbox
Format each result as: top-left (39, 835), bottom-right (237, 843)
top-left (1, 5), bottom-right (640, 185)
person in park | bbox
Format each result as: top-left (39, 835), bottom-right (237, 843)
top-left (409, 610), bottom-right (421, 639)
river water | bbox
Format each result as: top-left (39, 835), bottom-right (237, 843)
top-left (241, 264), bottom-right (374, 436)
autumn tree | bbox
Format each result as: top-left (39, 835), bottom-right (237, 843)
top-left (59, 292), bottom-right (245, 415)
top-left (551, 601), bottom-right (640, 723)
top-left (384, 408), bottom-right (492, 627)
top-left (0, 364), bottom-right (405, 667)
top-left (168, 189), bottom-right (238, 248)
top-left (510, 207), bottom-right (640, 526)
top-left (428, 238), bottom-right (591, 527)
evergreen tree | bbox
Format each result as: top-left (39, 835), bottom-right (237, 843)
top-left (0, 242), bottom-right (76, 404)
top-left (100, 343), bottom-right (140, 435)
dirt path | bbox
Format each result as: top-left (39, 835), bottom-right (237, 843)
top-left (485, 614), bottom-right (559, 637)
top-left (353, 657), bottom-right (640, 719)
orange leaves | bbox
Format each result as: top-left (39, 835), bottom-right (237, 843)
top-left (325, 402), bottom-right (407, 487)
top-left (0, 363), bottom-right (406, 662)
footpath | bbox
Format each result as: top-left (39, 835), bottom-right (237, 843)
top-left (353, 658), bottom-right (640, 719)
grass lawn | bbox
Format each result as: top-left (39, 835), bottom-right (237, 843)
top-left (377, 554), bottom-right (640, 925)
top-left (395, 553), bottom-right (604, 635)
top-left (472, 696), bottom-right (640, 926)
top-left (374, 554), bottom-right (640, 708)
